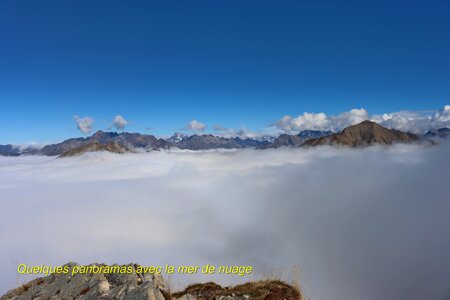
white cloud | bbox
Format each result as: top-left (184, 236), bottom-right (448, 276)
top-left (209, 125), bottom-right (276, 140)
top-left (434, 105), bottom-right (450, 123)
top-left (334, 108), bottom-right (369, 129)
top-left (277, 112), bottom-right (330, 133)
top-left (184, 120), bottom-right (206, 131)
top-left (275, 105), bottom-right (450, 134)
top-left (1, 143), bottom-right (450, 300)
top-left (370, 110), bottom-right (429, 133)
top-left (74, 116), bottom-right (94, 134)
top-left (112, 115), bottom-right (129, 131)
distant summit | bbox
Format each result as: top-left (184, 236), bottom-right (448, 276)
top-left (424, 127), bottom-right (450, 139)
top-left (38, 131), bottom-right (171, 156)
top-left (263, 130), bottom-right (332, 148)
top-left (303, 121), bottom-right (418, 147)
top-left (177, 134), bottom-right (244, 150)
top-left (167, 132), bottom-right (188, 144)
top-left (59, 141), bottom-right (131, 157)
top-left (172, 134), bottom-right (269, 150)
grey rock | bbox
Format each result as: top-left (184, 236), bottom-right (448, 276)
top-left (176, 294), bottom-right (197, 300)
top-left (0, 263), bottom-right (165, 300)
top-left (124, 281), bottom-right (165, 300)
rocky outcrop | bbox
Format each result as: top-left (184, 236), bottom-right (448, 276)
top-left (1, 264), bottom-right (302, 300)
top-left (0, 263), bottom-right (165, 300)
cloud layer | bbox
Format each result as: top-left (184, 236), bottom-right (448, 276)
top-left (275, 105), bottom-right (450, 134)
top-left (0, 144), bottom-right (449, 300)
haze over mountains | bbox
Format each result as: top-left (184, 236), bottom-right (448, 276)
top-left (0, 121), bottom-right (449, 157)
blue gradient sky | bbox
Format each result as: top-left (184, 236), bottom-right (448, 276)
top-left (0, 0), bottom-right (449, 143)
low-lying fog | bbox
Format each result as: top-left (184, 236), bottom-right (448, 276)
top-left (1, 144), bottom-right (449, 300)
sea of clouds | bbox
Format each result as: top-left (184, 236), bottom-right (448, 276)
top-left (0, 143), bottom-right (449, 300)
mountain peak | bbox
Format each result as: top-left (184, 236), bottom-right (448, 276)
top-left (305, 121), bottom-right (418, 147)
top-left (92, 130), bottom-right (119, 137)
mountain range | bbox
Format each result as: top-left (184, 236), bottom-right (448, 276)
top-left (262, 130), bottom-right (332, 148)
top-left (0, 121), bottom-right (447, 157)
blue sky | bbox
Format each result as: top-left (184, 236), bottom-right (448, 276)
top-left (0, 0), bottom-right (449, 143)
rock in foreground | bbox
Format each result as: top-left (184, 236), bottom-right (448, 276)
top-left (0, 263), bottom-right (302, 300)
top-left (0, 263), bottom-right (165, 300)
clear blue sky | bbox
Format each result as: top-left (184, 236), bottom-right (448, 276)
top-left (0, 0), bottom-right (449, 143)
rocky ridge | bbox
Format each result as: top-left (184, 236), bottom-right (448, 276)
top-left (0, 263), bottom-right (165, 300)
top-left (0, 263), bottom-right (302, 300)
